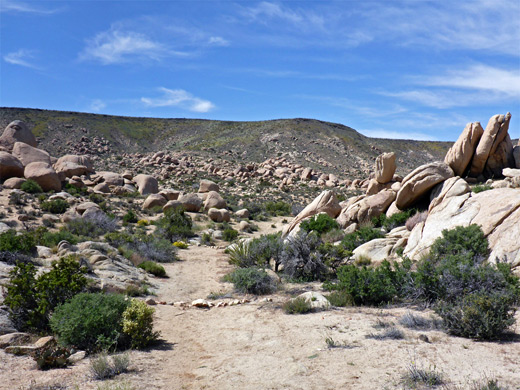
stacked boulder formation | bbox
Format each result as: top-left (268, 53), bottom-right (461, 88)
top-left (284, 113), bottom-right (520, 269)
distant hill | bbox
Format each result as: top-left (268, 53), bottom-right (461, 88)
top-left (0, 107), bottom-right (452, 178)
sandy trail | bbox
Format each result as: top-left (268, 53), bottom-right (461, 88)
top-left (2, 233), bottom-right (520, 390)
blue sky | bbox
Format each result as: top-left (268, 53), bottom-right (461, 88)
top-left (1, 0), bottom-right (519, 141)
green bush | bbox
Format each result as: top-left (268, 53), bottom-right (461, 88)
top-left (37, 228), bottom-right (81, 247)
top-left (155, 208), bottom-right (193, 242)
top-left (20, 179), bottom-right (43, 194)
top-left (224, 268), bottom-right (276, 295)
top-left (326, 260), bottom-right (411, 306)
top-left (122, 210), bottom-right (138, 224)
top-left (326, 290), bottom-right (353, 307)
top-left (435, 292), bottom-right (516, 340)
top-left (0, 229), bottom-right (36, 255)
top-left (106, 231), bottom-right (178, 263)
top-left (429, 224), bottom-right (489, 263)
top-left (317, 242), bottom-right (349, 273)
top-left (50, 293), bottom-right (130, 352)
top-left (282, 297), bottom-right (312, 314)
top-left (138, 261), bottom-right (166, 277)
top-left (222, 227), bottom-right (239, 242)
top-left (227, 233), bottom-right (283, 269)
top-left (341, 227), bottom-right (384, 252)
top-left (122, 299), bottom-right (160, 349)
top-left (300, 214), bottom-right (339, 235)
top-left (4, 256), bottom-right (88, 331)
top-left (264, 201), bottom-right (292, 216)
top-left (472, 184), bottom-right (492, 193)
top-left (40, 199), bottom-right (69, 214)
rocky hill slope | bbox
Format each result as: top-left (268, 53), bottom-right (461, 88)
top-left (0, 107), bottom-right (451, 179)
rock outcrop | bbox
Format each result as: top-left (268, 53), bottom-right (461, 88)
top-left (395, 162), bottom-right (454, 209)
top-left (404, 188), bottom-right (520, 267)
top-left (337, 189), bottom-right (395, 228)
top-left (0, 152), bottom-right (24, 180)
top-left (23, 161), bottom-right (61, 192)
top-left (0, 120), bottom-right (37, 150)
top-left (283, 190), bottom-right (341, 236)
top-left (375, 152), bottom-right (396, 184)
top-left (444, 122), bottom-right (483, 176)
top-left (469, 113), bottom-right (512, 177)
top-left (12, 142), bottom-right (51, 167)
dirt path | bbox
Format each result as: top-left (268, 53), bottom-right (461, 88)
top-left (2, 233), bottom-right (520, 390)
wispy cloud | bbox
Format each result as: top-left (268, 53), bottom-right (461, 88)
top-left (383, 64), bottom-right (520, 109)
top-left (141, 88), bottom-right (215, 113)
top-left (3, 49), bottom-right (40, 69)
top-left (208, 36), bottom-right (229, 46)
top-left (90, 99), bottom-right (106, 112)
top-left (80, 28), bottom-right (178, 65)
top-left (0, 0), bottom-right (59, 14)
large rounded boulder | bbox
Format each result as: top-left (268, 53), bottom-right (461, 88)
top-left (24, 161), bottom-right (61, 192)
top-left (134, 174), bottom-right (159, 195)
top-left (0, 152), bottom-right (24, 180)
top-left (395, 162), bottom-right (453, 209)
top-left (12, 142), bottom-right (51, 167)
top-left (0, 120), bottom-right (37, 150)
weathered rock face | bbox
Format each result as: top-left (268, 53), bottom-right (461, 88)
top-left (204, 191), bottom-right (227, 210)
top-left (513, 144), bottom-right (520, 169)
top-left (23, 161), bottom-right (61, 192)
top-left (353, 226), bottom-right (409, 263)
top-left (404, 188), bottom-right (520, 267)
top-left (199, 179), bottom-right (219, 193)
top-left (54, 161), bottom-right (89, 179)
top-left (283, 190), bottom-right (341, 236)
top-left (444, 122), bottom-right (483, 176)
top-left (337, 190), bottom-right (395, 227)
top-left (484, 135), bottom-right (514, 178)
top-left (97, 171), bottom-right (124, 186)
top-left (366, 179), bottom-right (392, 195)
top-left (395, 162), bottom-right (454, 209)
top-left (0, 120), bottom-right (37, 150)
top-left (142, 194), bottom-right (167, 210)
top-left (179, 193), bottom-right (203, 212)
top-left (207, 208), bottom-right (230, 222)
top-left (55, 155), bottom-right (94, 172)
top-left (428, 176), bottom-right (470, 212)
top-left (134, 174), bottom-right (159, 195)
top-left (0, 152), bottom-right (24, 180)
top-left (469, 113), bottom-right (511, 177)
top-left (375, 152), bottom-right (396, 184)
top-left (12, 142), bottom-right (51, 167)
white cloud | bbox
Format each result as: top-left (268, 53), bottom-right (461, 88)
top-left (208, 36), bottom-right (229, 46)
top-left (3, 49), bottom-right (39, 69)
top-left (0, 0), bottom-right (59, 14)
top-left (141, 88), bottom-right (215, 113)
top-left (90, 99), bottom-right (106, 112)
top-left (80, 29), bottom-right (173, 65)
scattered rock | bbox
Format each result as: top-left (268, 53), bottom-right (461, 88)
top-left (192, 299), bottom-right (211, 308)
top-left (142, 193), bottom-right (167, 210)
top-left (199, 179), bottom-right (219, 193)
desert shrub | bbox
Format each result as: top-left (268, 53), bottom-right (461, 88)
top-left (138, 261), bottom-right (166, 277)
top-left (227, 234), bottom-right (283, 269)
top-left (35, 228), bottom-right (81, 247)
top-left (67, 212), bottom-right (118, 238)
top-left (0, 229), bottom-right (36, 255)
top-left (33, 339), bottom-right (72, 370)
top-left (90, 353), bottom-right (130, 380)
top-left (63, 182), bottom-right (88, 197)
top-left (283, 297), bottom-right (312, 314)
top-left (341, 226), bottom-right (384, 252)
top-left (280, 231), bottom-right (328, 281)
top-left (133, 236), bottom-right (177, 263)
top-left (326, 260), bottom-right (411, 306)
top-left (264, 201), bottom-right (292, 216)
top-left (223, 268), bottom-right (276, 295)
top-left (20, 179), bottom-right (43, 194)
top-left (155, 208), bottom-right (193, 242)
top-left (317, 242), bottom-right (349, 273)
top-left (200, 232), bottom-right (213, 246)
top-left (372, 209), bottom-right (416, 231)
top-left (321, 228), bottom-right (345, 243)
top-left (121, 299), bottom-right (160, 349)
top-left (430, 224), bottom-right (488, 263)
top-left (473, 184), bottom-right (493, 193)
top-left (399, 311), bottom-right (439, 330)
top-left (89, 193), bottom-right (105, 204)
top-left (300, 214), bottom-right (339, 235)
top-left (435, 292), bottom-right (516, 340)
top-left (366, 327), bottom-right (404, 340)
top-left (173, 241), bottom-right (188, 249)
top-left (405, 210), bottom-right (428, 231)
top-left (222, 227), bottom-right (239, 242)
top-left (50, 293), bottom-right (130, 352)
top-left (40, 199), bottom-right (69, 214)
top-left (401, 362), bottom-right (444, 388)
top-left (122, 210), bottom-right (138, 224)
top-left (326, 290), bottom-right (353, 307)
top-left (3, 256), bottom-right (88, 331)
top-left (0, 250), bottom-right (33, 265)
